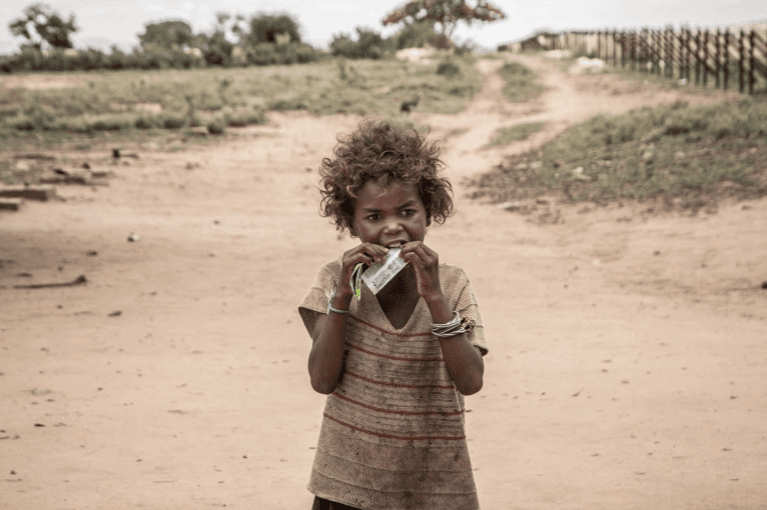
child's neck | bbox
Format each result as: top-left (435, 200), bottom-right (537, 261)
top-left (376, 266), bottom-right (420, 329)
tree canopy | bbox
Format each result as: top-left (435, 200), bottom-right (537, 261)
top-left (246, 13), bottom-right (302, 45)
top-left (8, 3), bottom-right (78, 50)
top-left (138, 20), bottom-right (195, 49)
top-left (382, 0), bottom-right (505, 39)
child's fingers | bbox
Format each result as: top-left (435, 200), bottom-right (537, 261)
top-left (402, 243), bottom-right (437, 266)
top-left (361, 243), bottom-right (389, 262)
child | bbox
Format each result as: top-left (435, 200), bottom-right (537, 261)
top-left (298, 119), bottom-right (488, 510)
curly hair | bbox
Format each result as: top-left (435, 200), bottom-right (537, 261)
top-left (319, 119), bottom-right (453, 234)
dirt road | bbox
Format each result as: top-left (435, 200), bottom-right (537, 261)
top-left (1, 55), bottom-right (765, 510)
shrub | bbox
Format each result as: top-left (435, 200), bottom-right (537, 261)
top-left (159, 112), bottom-right (187, 129)
top-left (294, 43), bottom-right (318, 63)
top-left (437, 59), bottom-right (461, 77)
top-left (248, 43), bottom-right (279, 66)
top-left (207, 118), bottom-right (226, 134)
top-left (330, 27), bottom-right (389, 59)
top-left (395, 21), bottom-right (437, 49)
top-left (135, 116), bottom-right (158, 129)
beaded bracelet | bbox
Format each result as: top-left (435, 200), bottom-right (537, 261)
top-left (431, 311), bottom-right (467, 338)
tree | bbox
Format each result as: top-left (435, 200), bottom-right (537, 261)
top-left (138, 20), bottom-right (194, 50)
top-left (382, 0), bottom-right (505, 42)
top-left (195, 13), bottom-right (246, 66)
top-left (8, 3), bottom-right (78, 50)
top-left (245, 13), bottom-right (301, 46)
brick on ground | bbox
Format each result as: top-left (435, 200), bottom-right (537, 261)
top-left (0, 198), bottom-right (23, 211)
top-left (0, 185), bottom-right (56, 201)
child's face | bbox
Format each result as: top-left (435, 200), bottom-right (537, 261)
top-left (350, 179), bottom-right (430, 248)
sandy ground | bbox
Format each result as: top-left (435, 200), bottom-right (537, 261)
top-left (1, 55), bottom-right (766, 510)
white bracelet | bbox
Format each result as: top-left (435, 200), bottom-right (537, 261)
top-left (431, 311), bottom-right (466, 337)
top-left (327, 291), bottom-right (350, 315)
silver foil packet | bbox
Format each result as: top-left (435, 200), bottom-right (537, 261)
top-left (361, 247), bottom-right (407, 294)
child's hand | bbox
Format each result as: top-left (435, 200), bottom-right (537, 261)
top-left (337, 243), bottom-right (389, 296)
top-left (399, 241), bottom-right (442, 302)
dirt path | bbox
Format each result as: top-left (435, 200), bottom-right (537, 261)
top-left (1, 56), bottom-right (765, 510)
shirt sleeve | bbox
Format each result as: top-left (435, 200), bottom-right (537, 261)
top-left (453, 271), bottom-right (489, 356)
top-left (298, 259), bottom-right (341, 339)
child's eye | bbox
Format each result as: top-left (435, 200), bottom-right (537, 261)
top-left (367, 214), bottom-right (381, 221)
top-left (401, 209), bottom-right (416, 216)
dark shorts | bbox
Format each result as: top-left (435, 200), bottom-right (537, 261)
top-left (312, 496), bottom-right (360, 510)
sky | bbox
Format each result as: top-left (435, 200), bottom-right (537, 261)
top-left (0, 0), bottom-right (765, 54)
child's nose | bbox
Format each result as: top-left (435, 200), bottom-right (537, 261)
top-left (383, 218), bottom-right (403, 233)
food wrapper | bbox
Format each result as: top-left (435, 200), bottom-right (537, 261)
top-left (361, 247), bottom-right (407, 294)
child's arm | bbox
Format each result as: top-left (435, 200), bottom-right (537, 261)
top-left (307, 288), bottom-right (352, 394)
top-left (401, 242), bottom-right (484, 395)
top-left (307, 243), bottom-right (388, 394)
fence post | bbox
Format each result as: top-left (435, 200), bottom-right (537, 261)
top-left (631, 31), bottom-right (637, 71)
top-left (597, 30), bottom-right (601, 59)
top-left (620, 31), bottom-right (626, 68)
top-left (703, 30), bottom-right (709, 88)
top-left (656, 30), bottom-right (661, 75)
top-left (739, 30), bottom-right (745, 93)
top-left (722, 28), bottom-right (730, 90)
top-left (715, 29), bottom-right (721, 88)
top-left (680, 29), bottom-right (685, 81)
top-left (686, 29), bottom-right (692, 83)
top-left (749, 30), bottom-right (755, 94)
top-left (694, 29), bottom-right (701, 85)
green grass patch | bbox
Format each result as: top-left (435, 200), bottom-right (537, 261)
top-left (469, 97), bottom-right (767, 211)
top-left (0, 56), bottom-right (483, 151)
top-left (498, 61), bottom-right (546, 103)
top-left (485, 122), bottom-right (545, 148)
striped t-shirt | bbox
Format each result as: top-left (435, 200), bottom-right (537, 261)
top-left (299, 256), bottom-right (488, 510)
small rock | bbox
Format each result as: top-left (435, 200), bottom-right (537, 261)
top-left (572, 167), bottom-right (590, 181)
top-left (642, 149), bottom-right (655, 163)
top-left (108, 311), bottom-right (122, 317)
top-left (514, 162), bottom-right (529, 171)
top-left (127, 233), bottom-right (140, 242)
top-left (761, 281), bottom-right (767, 289)
top-left (498, 201), bottom-right (520, 211)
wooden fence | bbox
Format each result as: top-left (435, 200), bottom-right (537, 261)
top-left (536, 27), bottom-right (767, 94)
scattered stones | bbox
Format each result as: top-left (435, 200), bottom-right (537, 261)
top-left (127, 233), bottom-right (140, 242)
